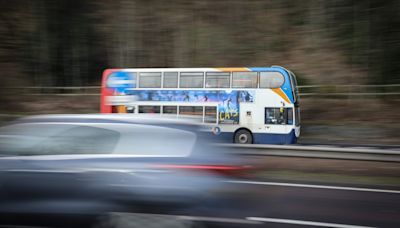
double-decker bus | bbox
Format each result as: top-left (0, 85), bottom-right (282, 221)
top-left (100, 66), bottom-right (300, 144)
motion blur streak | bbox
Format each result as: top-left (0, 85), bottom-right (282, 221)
top-left (227, 180), bottom-right (400, 194)
top-left (150, 164), bottom-right (248, 170)
top-left (246, 217), bottom-right (375, 228)
top-left (0, 115), bottom-right (257, 228)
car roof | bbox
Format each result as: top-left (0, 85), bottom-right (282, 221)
top-left (0, 114), bottom-right (210, 158)
top-left (14, 114), bottom-right (203, 126)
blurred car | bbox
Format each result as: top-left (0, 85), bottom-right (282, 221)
top-left (0, 114), bottom-right (253, 227)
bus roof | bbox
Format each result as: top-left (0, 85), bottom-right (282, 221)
top-left (104, 66), bottom-right (287, 73)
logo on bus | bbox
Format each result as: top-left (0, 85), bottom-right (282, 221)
top-left (219, 109), bottom-right (239, 124)
top-left (107, 72), bottom-right (136, 93)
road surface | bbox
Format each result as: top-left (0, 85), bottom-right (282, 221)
top-left (186, 178), bottom-right (400, 227)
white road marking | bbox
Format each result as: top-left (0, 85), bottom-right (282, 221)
top-left (99, 212), bottom-right (378, 227)
top-left (108, 212), bottom-right (261, 224)
top-left (247, 217), bottom-right (375, 228)
top-left (178, 215), bottom-right (262, 224)
top-left (226, 180), bottom-right (400, 194)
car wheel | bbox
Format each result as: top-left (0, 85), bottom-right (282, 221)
top-left (234, 129), bottom-right (252, 144)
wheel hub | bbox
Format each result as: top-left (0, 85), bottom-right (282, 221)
top-left (238, 134), bottom-right (248, 143)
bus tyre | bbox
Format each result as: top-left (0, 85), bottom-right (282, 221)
top-left (234, 129), bottom-right (253, 144)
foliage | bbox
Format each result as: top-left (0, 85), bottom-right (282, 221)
top-left (0, 0), bottom-right (399, 87)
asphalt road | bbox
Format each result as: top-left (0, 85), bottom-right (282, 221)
top-left (2, 179), bottom-right (398, 228)
top-left (181, 179), bottom-right (400, 228)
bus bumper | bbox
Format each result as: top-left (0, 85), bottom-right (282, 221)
top-left (253, 129), bottom-right (297, 144)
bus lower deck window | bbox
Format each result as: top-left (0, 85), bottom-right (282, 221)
top-left (139, 105), bottom-right (160, 113)
top-left (163, 106), bottom-right (177, 114)
top-left (204, 106), bottom-right (217, 123)
top-left (179, 106), bottom-right (203, 116)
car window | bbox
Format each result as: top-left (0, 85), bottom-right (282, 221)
top-left (0, 123), bottom-right (119, 156)
top-left (0, 122), bottom-right (197, 157)
top-left (35, 125), bottom-right (120, 155)
top-left (113, 125), bottom-right (196, 157)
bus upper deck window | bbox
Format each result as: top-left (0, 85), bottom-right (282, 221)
top-left (163, 72), bottom-right (178, 88)
top-left (139, 72), bottom-right (162, 88)
top-left (289, 72), bottom-right (299, 103)
top-left (206, 72), bottom-right (230, 88)
top-left (259, 72), bottom-right (284, 88)
top-left (232, 72), bottom-right (258, 88)
top-left (180, 72), bottom-right (204, 88)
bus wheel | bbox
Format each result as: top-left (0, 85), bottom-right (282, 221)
top-left (234, 129), bottom-right (253, 144)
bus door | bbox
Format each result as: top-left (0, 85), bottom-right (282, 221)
top-left (239, 103), bottom-right (255, 126)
